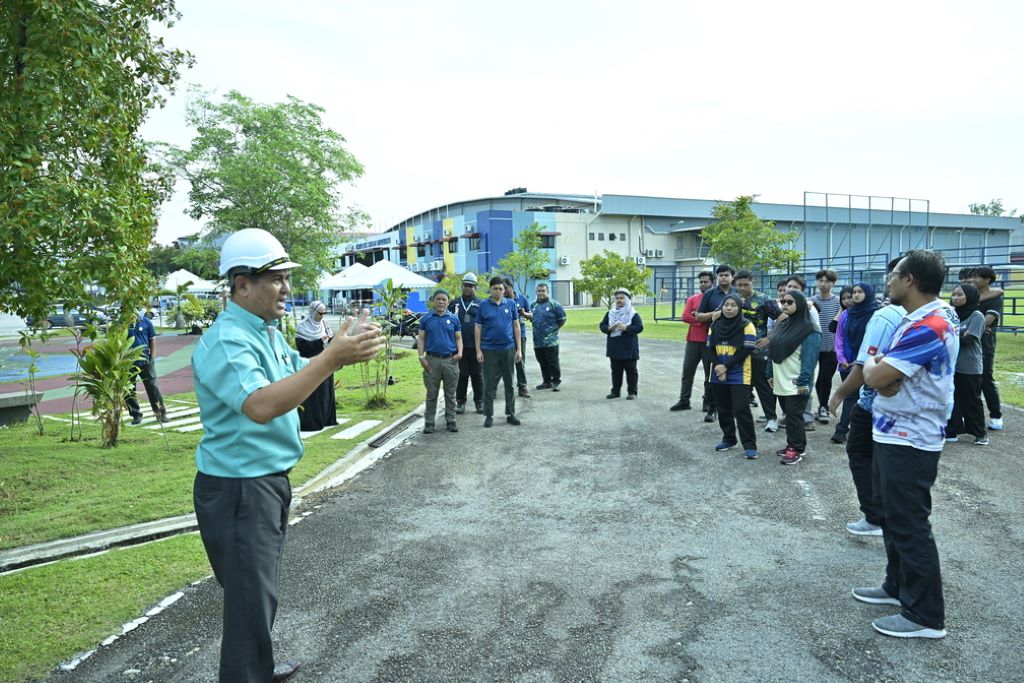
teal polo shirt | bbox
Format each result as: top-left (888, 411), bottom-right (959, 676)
top-left (192, 300), bottom-right (309, 478)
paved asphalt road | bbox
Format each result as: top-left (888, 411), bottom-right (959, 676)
top-left (50, 331), bottom-right (1024, 682)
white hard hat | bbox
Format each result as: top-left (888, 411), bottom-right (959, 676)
top-left (462, 272), bottom-right (478, 285)
top-left (219, 228), bottom-right (301, 277)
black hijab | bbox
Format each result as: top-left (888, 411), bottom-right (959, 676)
top-left (708, 293), bottom-right (748, 349)
top-left (843, 282), bottom-right (878, 361)
top-left (954, 283), bottom-right (981, 323)
top-left (769, 290), bottom-right (816, 363)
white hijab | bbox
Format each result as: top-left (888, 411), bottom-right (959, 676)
top-left (607, 292), bottom-right (635, 337)
top-left (296, 301), bottom-right (331, 342)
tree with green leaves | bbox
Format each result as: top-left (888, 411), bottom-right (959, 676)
top-left (0, 0), bottom-right (192, 326)
top-left (573, 250), bottom-right (653, 308)
top-left (701, 196), bottom-right (802, 270)
top-left (163, 89), bottom-right (365, 294)
top-left (495, 223), bottom-right (551, 293)
top-left (969, 199), bottom-right (1017, 217)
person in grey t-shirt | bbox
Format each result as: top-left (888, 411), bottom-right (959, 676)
top-left (946, 283), bottom-right (987, 444)
top-left (811, 268), bottom-right (842, 423)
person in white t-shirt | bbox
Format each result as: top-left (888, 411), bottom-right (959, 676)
top-left (854, 250), bottom-right (958, 641)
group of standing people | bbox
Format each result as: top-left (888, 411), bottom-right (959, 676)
top-left (674, 250), bottom-right (1010, 640)
top-left (672, 260), bottom-right (1007, 465)
top-left (416, 273), bottom-right (567, 431)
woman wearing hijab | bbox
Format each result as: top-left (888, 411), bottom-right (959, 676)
top-left (295, 301), bottom-right (339, 431)
top-left (766, 290), bottom-right (821, 465)
top-left (599, 288), bottom-right (644, 399)
top-left (831, 283), bottom-right (879, 443)
top-left (946, 283), bottom-right (988, 445)
top-left (706, 293), bottom-right (759, 458)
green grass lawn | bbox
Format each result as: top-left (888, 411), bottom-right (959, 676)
top-left (992, 333), bottom-right (1024, 408)
top-left (0, 534), bottom-right (211, 683)
top-left (0, 348), bottom-right (425, 550)
top-left (560, 304), bottom-right (687, 342)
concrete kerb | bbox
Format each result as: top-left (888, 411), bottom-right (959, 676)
top-left (0, 405), bottom-right (427, 575)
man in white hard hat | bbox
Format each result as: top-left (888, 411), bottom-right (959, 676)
top-left (192, 228), bottom-right (384, 683)
top-left (448, 272), bottom-right (484, 414)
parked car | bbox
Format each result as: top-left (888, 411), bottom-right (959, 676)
top-left (26, 304), bottom-right (109, 330)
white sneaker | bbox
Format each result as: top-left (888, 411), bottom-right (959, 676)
top-left (988, 417), bottom-right (1004, 430)
top-left (847, 518), bottom-right (883, 536)
top-left (764, 419), bottom-right (778, 433)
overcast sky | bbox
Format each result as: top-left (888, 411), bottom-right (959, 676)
top-left (142, 0), bottom-right (1024, 244)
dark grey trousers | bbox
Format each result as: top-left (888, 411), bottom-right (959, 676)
top-left (482, 348), bottom-right (516, 417)
top-left (194, 471), bottom-right (291, 683)
top-left (125, 361), bottom-right (165, 419)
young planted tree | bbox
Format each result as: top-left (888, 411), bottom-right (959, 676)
top-left (700, 196), bottom-right (802, 271)
top-left (495, 223), bottom-right (551, 293)
top-left (0, 0), bottom-right (191, 327)
top-left (163, 89), bottom-right (365, 295)
top-left (573, 250), bottom-right (653, 308)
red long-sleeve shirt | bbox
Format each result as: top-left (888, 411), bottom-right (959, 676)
top-left (681, 291), bottom-right (709, 343)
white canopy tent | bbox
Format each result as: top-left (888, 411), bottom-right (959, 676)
top-left (163, 268), bottom-right (218, 293)
top-left (318, 262), bottom-right (369, 290)
top-left (340, 260), bottom-right (437, 290)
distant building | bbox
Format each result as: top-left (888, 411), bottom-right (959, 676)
top-left (354, 190), bottom-right (1019, 305)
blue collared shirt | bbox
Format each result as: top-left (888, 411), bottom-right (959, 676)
top-left (420, 309), bottom-right (461, 355)
top-left (192, 300), bottom-right (309, 478)
top-left (476, 298), bottom-right (518, 350)
top-left (127, 314), bottom-right (156, 361)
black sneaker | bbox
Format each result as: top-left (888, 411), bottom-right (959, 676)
top-left (422, 424), bottom-right (435, 434)
top-left (551, 383), bottom-right (561, 392)
top-left (484, 416), bottom-right (493, 428)
top-left (606, 392), bottom-right (621, 399)
top-left (446, 421), bottom-right (458, 433)
top-left (130, 414), bottom-right (143, 426)
top-left (830, 432), bottom-right (848, 444)
top-left (816, 406), bottom-right (830, 424)
top-left (506, 414), bottom-right (521, 426)
top-left (704, 410), bottom-right (716, 423)
top-left (535, 382), bottom-right (552, 390)
top-left (670, 400), bottom-right (691, 411)
top-left (456, 403), bottom-right (466, 415)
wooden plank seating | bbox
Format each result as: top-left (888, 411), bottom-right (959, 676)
top-left (0, 390), bottom-right (44, 427)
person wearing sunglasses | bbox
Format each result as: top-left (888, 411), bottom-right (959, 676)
top-left (765, 290), bottom-right (820, 465)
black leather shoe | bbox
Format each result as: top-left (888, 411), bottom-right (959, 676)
top-left (606, 393), bottom-right (620, 399)
top-left (535, 382), bottom-right (552, 390)
top-left (272, 661), bottom-right (300, 683)
top-left (484, 416), bottom-right (493, 428)
top-left (518, 387), bottom-right (531, 398)
top-left (422, 425), bottom-right (435, 434)
top-left (474, 401), bottom-right (484, 414)
top-left (456, 403), bottom-right (466, 415)
top-left (506, 414), bottom-right (521, 426)
top-left (670, 401), bottom-right (691, 411)
top-left (704, 410), bottom-right (716, 423)
top-left (447, 421), bottom-right (459, 432)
